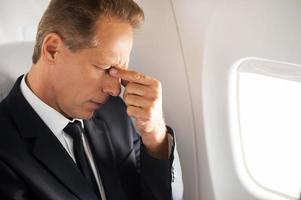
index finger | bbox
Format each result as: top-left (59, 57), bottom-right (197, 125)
top-left (109, 67), bottom-right (154, 85)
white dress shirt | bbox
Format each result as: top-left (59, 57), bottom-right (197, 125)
top-left (20, 75), bottom-right (106, 200)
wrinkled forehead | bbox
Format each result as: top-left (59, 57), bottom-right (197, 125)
top-left (91, 18), bottom-right (134, 66)
top-left (92, 48), bottom-right (130, 68)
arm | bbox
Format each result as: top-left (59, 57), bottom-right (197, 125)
top-left (133, 126), bottom-right (184, 200)
top-left (110, 67), bottom-right (184, 199)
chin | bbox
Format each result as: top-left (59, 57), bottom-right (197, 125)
top-left (69, 109), bottom-right (94, 120)
top-left (80, 111), bottom-right (95, 120)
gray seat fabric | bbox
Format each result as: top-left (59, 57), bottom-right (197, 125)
top-left (0, 42), bottom-right (34, 101)
top-left (0, 0), bottom-right (49, 44)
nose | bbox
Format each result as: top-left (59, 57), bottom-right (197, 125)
top-left (102, 75), bottom-right (121, 97)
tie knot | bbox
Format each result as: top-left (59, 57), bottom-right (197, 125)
top-left (63, 120), bottom-right (83, 140)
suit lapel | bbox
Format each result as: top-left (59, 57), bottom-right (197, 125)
top-left (32, 129), bottom-right (98, 200)
top-left (6, 76), bottom-right (98, 200)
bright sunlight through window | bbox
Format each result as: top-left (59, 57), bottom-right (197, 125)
top-left (238, 60), bottom-right (301, 200)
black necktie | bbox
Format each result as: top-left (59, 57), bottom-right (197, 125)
top-left (63, 120), bottom-right (101, 199)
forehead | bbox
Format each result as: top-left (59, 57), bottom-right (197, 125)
top-left (93, 16), bottom-right (134, 47)
top-left (90, 17), bottom-right (134, 66)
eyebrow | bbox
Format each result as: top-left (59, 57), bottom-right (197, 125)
top-left (95, 61), bottom-right (127, 70)
top-left (94, 54), bottom-right (127, 69)
top-left (95, 57), bottom-right (115, 67)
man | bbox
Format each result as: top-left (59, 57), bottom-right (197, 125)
top-left (0, 0), bottom-right (183, 200)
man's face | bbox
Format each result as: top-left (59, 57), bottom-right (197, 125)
top-left (49, 17), bottom-right (133, 119)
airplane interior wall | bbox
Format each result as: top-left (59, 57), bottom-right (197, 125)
top-left (1, 0), bottom-right (301, 200)
top-left (132, 0), bottom-right (301, 199)
top-left (201, 0), bottom-right (301, 200)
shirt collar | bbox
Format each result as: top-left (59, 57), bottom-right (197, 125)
top-left (20, 74), bottom-right (83, 135)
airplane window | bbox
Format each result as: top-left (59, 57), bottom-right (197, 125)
top-left (237, 59), bottom-right (301, 199)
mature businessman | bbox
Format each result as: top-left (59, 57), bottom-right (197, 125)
top-left (0, 0), bottom-right (183, 199)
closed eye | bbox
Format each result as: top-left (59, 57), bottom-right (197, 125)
top-left (93, 64), bottom-right (112, 73)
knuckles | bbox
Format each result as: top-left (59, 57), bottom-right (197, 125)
top-left (152, 79), bottom-right (161, 89)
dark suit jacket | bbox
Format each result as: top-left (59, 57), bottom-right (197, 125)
top-left (0, 76), bottom-right (175, 200)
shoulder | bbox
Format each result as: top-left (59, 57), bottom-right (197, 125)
top-left (0, 100), bottom-right (25, 156)
top-left (0, 99), bottom-right (14, 133)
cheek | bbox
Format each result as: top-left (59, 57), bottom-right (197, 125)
top-left (69, 68), bottom-right (108, 104)
top-left (84, 67), bottom-right (107, 89)
top-left (51, 67), bottom-right (86, 104)
top-left (53, 65), bottom-right (106, 106)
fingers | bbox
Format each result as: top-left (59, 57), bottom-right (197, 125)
top-left (109, 67), bottom-right (163, 134)
top-left (110, 67), bottom-right (154, 86)
top-left (123, 81), bottom-right (161, 108)
top-left (125, 82), bottom-right (155, 97)
top-left (123, 94), bottom-right (153, 108)
top-left (126, 106), bottom-right (153, 121)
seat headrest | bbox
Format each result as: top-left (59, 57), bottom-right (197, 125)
top-left (0, 42), bottom-right (34, 101)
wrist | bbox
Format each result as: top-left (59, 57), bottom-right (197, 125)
top-left (141, 124), bottom-right (167, 147)
top-left (141, 125), bottom-right (169, 160)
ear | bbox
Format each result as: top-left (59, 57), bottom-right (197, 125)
top-left (41, 33), bottom-right (64, 64)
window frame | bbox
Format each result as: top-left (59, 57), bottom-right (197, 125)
top-left (229, 57), bottom-right (301, 200)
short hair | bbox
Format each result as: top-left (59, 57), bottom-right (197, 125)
top-left (32, 0), bottom-right (144, 64)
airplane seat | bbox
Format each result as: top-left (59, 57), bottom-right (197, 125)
top-left (0, 42), bottom-right (34, 101)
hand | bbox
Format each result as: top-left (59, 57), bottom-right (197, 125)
top-left (109, 67), bottom-right (168, 159)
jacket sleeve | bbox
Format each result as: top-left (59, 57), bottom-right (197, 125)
top-left (98, 96), bottom-right (184, 199)
top-left (0, 160), bottom-right (31, 200)
top-left (135, 126), bottom-right (184, 200)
